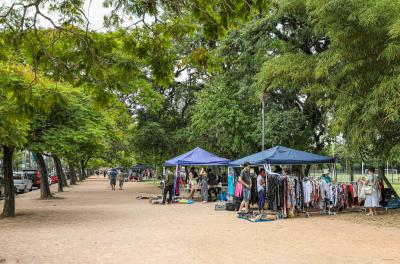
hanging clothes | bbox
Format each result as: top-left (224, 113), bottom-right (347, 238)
top-left (250, 177), bottom-right (258, 205)
top-left (228, 175), bottom-right (234, 195)
top-left (234, 181), bottom-right (243, 198)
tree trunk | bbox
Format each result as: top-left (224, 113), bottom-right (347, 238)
top-left (58, 157), bottom-right (68, 187)
top-left (350, 164), bottom-right (354, 182)
top-left (81, 160), bottom-right (87, 180)
top-left (78, 165), bottom-right (84, 181)
top-left (56, 157), bottom-right (68, 187)
top-left (304, 164), bottom-right (311, 177)
top-left (52, 154), bottom-right (63, 192)
top-left (35, 152), bottom-right (53, 199)
top-left (2, 145), bottom-right (15, 218)
top-left (68, 163), bottom-right (77, 185)
top-left (379, 163), bottom-right (399, 198)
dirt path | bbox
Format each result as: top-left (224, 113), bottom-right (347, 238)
top-left (1, 177), bottom-right (399, 264)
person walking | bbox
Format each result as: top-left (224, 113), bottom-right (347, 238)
top-left (364, 167), bottom-right (380, 216)
top-left (108, 168), bottom-right (117, 191)
top-left (117, 170), bottom-right (125, 190)
top-left (103, 170), bottom-right (106, 178)
top-left (239, 162), bottom-right (252, 213)
top-left (257, 168), bottom-right (267, 213)
top-left (162, 170), bottom-right (174, 204)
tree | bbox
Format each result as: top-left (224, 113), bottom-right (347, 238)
top-left (191, 13), bottom-right (322, 158)
top-left (0, 64), bottom-right (33, 217)
top-left (305, 0), bottom-right (400, 161)
top-left (27, 82), bottom-right (66, 198)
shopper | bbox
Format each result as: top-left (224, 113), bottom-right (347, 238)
top-left (239, 162), bottom-right (252, 213)
top-left (188, 171), bottom-right (197, 200)
top-left (257, 168), bottom-right (267, 213)
top-left (190, 167), bottom-right (198, 177)
top-left (117, 170), bottom-right (125, 190)
top-left (199, 167), bottom-right (208, 203)
top-left (207, 168), bottom-right (218, 201)
top-left (364, 167), bottom-right (380, 216)
top-left (162, 170), bottom-right (174, 204)
top-left (108, 168), bottom-right (117, 191)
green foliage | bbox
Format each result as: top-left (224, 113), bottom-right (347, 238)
top-left (2, 0), bottom-right (400, 172)
top-left (0, 64), bottom-right (37, 148)
top-left (306, 0), bottom-right (400, 161)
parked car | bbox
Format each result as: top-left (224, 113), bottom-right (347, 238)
top-left (48, 172), bottom-right (59, 184)
top-left (23, 169), bottom-right (40, 188)
top-left (13, 172), bottom-right (33, 193)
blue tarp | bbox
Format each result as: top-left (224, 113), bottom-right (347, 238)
top-left (229, 146), bottom-right (335, 166)
top-left (164, 147), bottom-right (230, 166)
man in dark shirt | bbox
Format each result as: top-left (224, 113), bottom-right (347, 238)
top-left (239, 162), bottom-right (252, 212)
top-left (108, 168), bottom-right (117, 191)
top-left (207, 169), bottom-right (218, 201)
top-left (162, 170), bottom-right (174, 204)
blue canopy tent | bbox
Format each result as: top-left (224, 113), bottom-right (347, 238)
top-left (164, 147), bottom-right (230, 166)
top-left (229, 146), bottom-right (335, 167)
top-left (227, 146), bottom-right (336, 203)
top-left (164, 147), bottom-right (230, 200)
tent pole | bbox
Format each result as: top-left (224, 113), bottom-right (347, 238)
top-left (362, 162), bottom-right (364, 177)
top-left (334, 163), bottom-right (337, 181)
top-left (262, 100), bottom-right (265, 151)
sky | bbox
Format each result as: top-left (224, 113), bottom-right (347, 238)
top-left (82, 0), bottom-right (112, 30)
top-left (2, 0), bottom-right (119, 31)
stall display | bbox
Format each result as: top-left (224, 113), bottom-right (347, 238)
top-left (265, 175), bottom-right (369, 217)
top-left (229, 146), bottom-right (342, 218)
top-left (163, 147), bottom-right (230, 200)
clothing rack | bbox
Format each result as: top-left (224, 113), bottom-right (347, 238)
top-left (265, 173), bottom-right (367, 218)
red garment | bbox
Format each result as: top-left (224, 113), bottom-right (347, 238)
top-left (348, 184), bottom-right (355, 207)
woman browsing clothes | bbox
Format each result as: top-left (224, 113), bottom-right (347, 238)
top-left (364, 167), bottom-right (380, 216)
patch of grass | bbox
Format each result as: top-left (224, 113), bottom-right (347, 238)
top-left (141, 179), bottom-right (162, 186)
top-left (310, 172), bottom-right (400, 195)
top-left (391, 183), bottom-right (400, 195)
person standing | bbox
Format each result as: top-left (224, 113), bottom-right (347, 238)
top-left (188, 171), bottom-right (197, 200)
top-left (199, 167), bottom-right (208, 203)
top-left (117, 170), bottom-right (125, 190)
top-left (239, 162), bottom-right (252, 213)
top-left (364, 167), bottom-right (380, 216)
top-left (162, 170), bottom-right (174, 204)
top-left (108, 168), bottom-right (117, 191)
top-left (257, 168), bottom-right (267, 213)
top-left (207, 168), bottom-right (218, 201)
top-left (103, 170), bottom-right (106, 178)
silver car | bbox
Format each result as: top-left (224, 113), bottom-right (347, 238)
top-left (13, 172), bottom-right (33, 193)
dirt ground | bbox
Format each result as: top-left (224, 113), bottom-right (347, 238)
top-left (1, 177), bottom-right (400, 264)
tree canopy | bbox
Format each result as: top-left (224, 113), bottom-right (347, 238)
top-left (2, 0), bottom-right (400, 215)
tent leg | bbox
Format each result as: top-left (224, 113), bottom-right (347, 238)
top-left (382, 174), bottom-right (399, 198)
top-left (334, 163), bottom-right (337, 181)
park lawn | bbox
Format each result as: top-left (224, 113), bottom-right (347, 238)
top-left (336, 173), bottom-right (400, 195)
top-left (141, 179), bottom-right (162, 187)
top-left (311, 172), bottom-right (400, 195)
